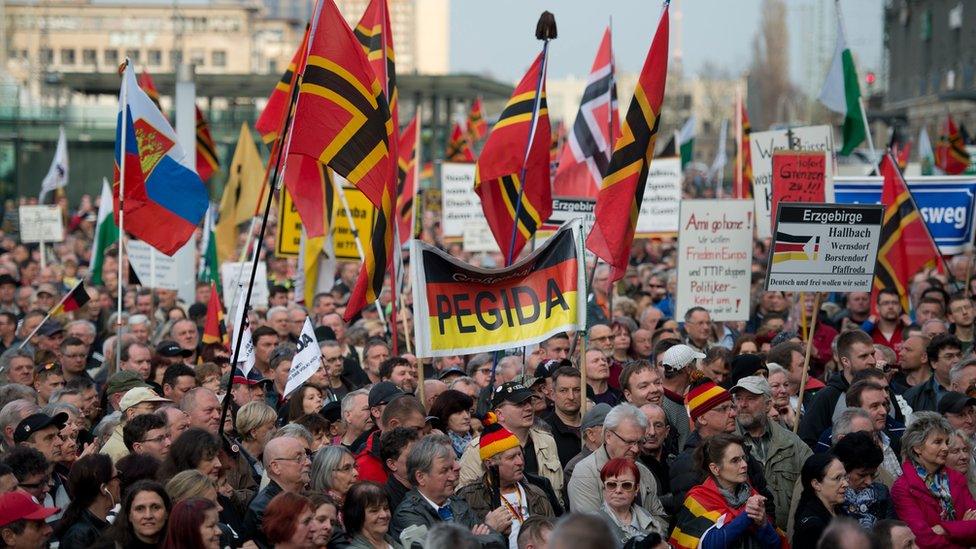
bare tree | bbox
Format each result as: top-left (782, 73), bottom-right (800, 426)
top-left (750, 0), bottom-right (797, 128)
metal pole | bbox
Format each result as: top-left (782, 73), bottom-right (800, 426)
top-left (116, 60), bottom-right (129, 368)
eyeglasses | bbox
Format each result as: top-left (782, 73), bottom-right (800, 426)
top-left (275, 451), bottom-right (312, 464)
top-left (139, 434), bottom-right (171, 445)
top-left (609, 429), bottom-right (645, 448)
top-left (19, 476), bottom-right (50, 490)
top-left (604, 480), bottom-right (636, 492)
top-left (710, 404), bottom-right (734, 414)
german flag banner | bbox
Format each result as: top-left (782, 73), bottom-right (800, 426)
top-left (410, 220), bottom-right (585, 358)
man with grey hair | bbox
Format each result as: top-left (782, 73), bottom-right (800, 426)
top-left (950, 358), bottom-right (976, 394)
top-left (731, 376), bottom-right (811, 530)
top-left (287, 305), bottom-right (307, 341)
top-left (126, 314), bottom-right (151, 345)
top-left (0, 399), bottom-right (40, 452)
top-left (0, 385), bottom-right (36, 410)
top-left (566, 403), bottom-right (666, 529)
top-left (340, 389), bottom-right (373, 451)
top-left (0, 347), bottom-right (35, 386)
top-left (266, 306), bottom-right (291, 341)
top-left (831, 408), bottom-right (875, 444)
top-left (547, 512), bottom-right (616, 549)
top-left (391, 436), bottom-right (505, 547)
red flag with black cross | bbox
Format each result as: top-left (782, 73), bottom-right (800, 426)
top-left (586, 3), bottom-right (669, 282)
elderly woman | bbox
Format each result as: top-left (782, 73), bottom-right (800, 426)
top-left (236, 401), bottom-right (277, 484)
top-left (832, 431), bottom-right (894, 528)
top-left (310, 445), bottom-right (359, 508)
top-left (669, 434), bottom-right (782, 548)
top-left (891, 411), bottom-right (976, 548)
top-left (792, 453), bottom-right (848, 549)
top-left (947, 429), bottom-right (976, 497)
top-left (344, 482), bottom-right (401, 549)
top-left (765, 365), bottom-right (797, 430)
top-left (599, 458), bottom-right (663, 544)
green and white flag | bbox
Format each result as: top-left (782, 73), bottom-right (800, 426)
top-left (91, 178), bottom-right (119, 285)
top-left (678, 116), bottom-right (696, 169)
top-left (918, 127), bottom-right (937, 175)
top-left (199, 204), bottom-right (221, 293)
top-left (818, 4), bottom-right (866, 156)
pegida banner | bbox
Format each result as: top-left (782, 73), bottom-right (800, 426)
top-left (411, 220), bottom-right (586, 358)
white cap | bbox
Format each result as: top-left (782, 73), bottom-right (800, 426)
top-left (661, 344), bottom-right (706, 370)
top-left (119, 387), bottom-right (171, 412)
top-left (731, 376), bottom-right (772, 397)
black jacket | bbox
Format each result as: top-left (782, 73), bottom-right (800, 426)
top-left (903, 375), bottom-right (942, 414)
top-left (792, 494), bottom-right (835, 549)
top-left (242, 480), bottom-right (283, 549)
top-left (60, 510), bottom-right (110, 549)
top-left (798, 372), bottom-right (850, 448)
top-left (391, 490), bottom-right (505, 548)
top-left (540, 410), bottom-right (581, 467)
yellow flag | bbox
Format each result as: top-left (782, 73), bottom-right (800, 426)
top-left (216, 123), bottom-right (265, 262)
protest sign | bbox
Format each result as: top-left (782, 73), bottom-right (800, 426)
top-left (220, 261), bottom-right (269, 311)
top-left (127, 239), bottom-right (186, 291)
top-left (275, 187), bottom-right (303, 257)
top-left (766, 203), bottom-right (882, 293)
top-left (833, 175), bottom-right (976, 254)
top-left (18, 205), bottom-right (63, 243)
top-left (635, 157), bottom-right (682, 235)
top-left (229, 283), bottom-right (256, 375)
top-left (332, 184), bottom-right (376, 261)
top-left (412, 220), bottom-right (586, 358)
top-left (283, 317), bottom-right (322, 398)
top-left (750, 125), bottom-right (834, 238)
top-left (537, 196), bottom-right (596, 244)
top-left (462, 218), bottom-right (501, 253)
top-left (676, 200), bottom-right (754, 321)
top-left (440, 162), bottom-right (481, 241)
top-left (770, 150), bottom-right (833, 230)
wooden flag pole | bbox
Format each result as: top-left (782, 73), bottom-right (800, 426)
top-left (579, 332), bottom-right (588, 450)
top-left (793, 292), bottom-right (821, 434)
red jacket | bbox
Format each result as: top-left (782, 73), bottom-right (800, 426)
top-left (891, 460), bottom-right (976, 549)
top-left (355, 430), bottom-right (388, 484)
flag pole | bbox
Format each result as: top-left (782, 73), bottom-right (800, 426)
top-left (504, 11), bottom-right (556, 268)
top-left (18, 280), bottom-right (84, 350)
top-left (116, 59), bottom-right (130, 368)
top-left (380, 1), bottom-right (400, 355)
top-left (334, 181), bottom-right (388, 328)
top-left (735, 87), bottom-right (743, 198)
top-left (858, 96), bottom-right (877, 164)
top-left (794, 292), bottom-right (821, 433)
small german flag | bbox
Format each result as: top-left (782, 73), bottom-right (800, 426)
top-left (772, 233), bottom-right (820, 264)
top-left (202, 282), bottom-right (229, 347)
top-left (52, 281), bottom-right (90, 316)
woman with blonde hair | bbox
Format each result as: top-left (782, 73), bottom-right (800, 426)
top-left (236, 401), bottom-right (277, 484)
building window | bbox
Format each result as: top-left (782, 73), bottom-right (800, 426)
top-left (126, 49), bottom-right (141, 63)
top-left (148, 49), bottom-right (162, 66)
top-left (60, 48), bottom-right (76, 65)
top-left (189, 48), bottom-right (205, 66)
top-left (211, 50), bottom-right (226, 68)
top-left (105, 48), bottom-right (118, 66)
top-left (82, 49), bottom-right (97, 65)
top-left (39, 48), bottom-right (53, 64)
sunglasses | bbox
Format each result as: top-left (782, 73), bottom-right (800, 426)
top-left (604, 480), bottom-right (636, 492)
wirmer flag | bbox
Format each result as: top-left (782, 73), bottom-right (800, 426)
top-left (52, 280), bottom-right (90, 316)
top-left (287, 0), bottom-right (393, 227)
top-left (553, 26), bottom-right (620, 199)
top-left (474, 52), bottom-right (552, 263)
top-left (467, 98), bottom-right (487, 142)
top-left (195, 107), bottom-right (220, 182)
top-left (114, 62), bottom-right (209, 256)
top-left (447, 122), bottom-right (476, 162)
top-left (735, 100), bottom-right (753, 199)
top-left (873, 153), bottom-right (946, 313)
top-left (202, 282), bottom-right (229, 347)
top-left (586, 3), bottom-right (669, 282)
top-left (935, 115), bottom-right (971, 175)
top-left (138, 70), bottom-right (163, 110)
top-left (396, 114), bottom-right (419, 246)
top-left (90, 179), bottom-right (119, 285)
top-left (818, 2), bottom-right (867, 156)
top-left (355, 0), bottom-right (398, 144)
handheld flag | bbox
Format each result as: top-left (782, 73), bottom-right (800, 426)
top-left (467, 98), bottom-right (487, 142)
top-left (202, 282), bottom-right (229, 347)
top-left (287, 0), bottom-right (394, 211)
top-left (199, 205), bottom-right (221, 293)
top-left (447, 122), bottom-right (476, 162)
top-left (91, 179), bottom-right (120, 285)
top-left (355, 0), bottom-right (398, 141)
top-left (283, 317), bottom-right (323, 398)
top-left (39, 126), bottom-right (68, 202)
top-left (230, 284), bottom-right (256, 376)
top-left (735, 99), bottom-right (753, 199)
top-left (114, 61), bottom-right (209, 256)
top-left (709, 119), bottom-right (728, 187)
top-left (216, 123), bottom-right (265, 262)
top-left (52, 280), bottom-right (90, 316)
top-left (873, 154), bottom-right (946, 313)
top-left (586, 3), bottom-right (669, 282)
top-left (553, 26), bottom-right (620, 199)
top-left (397, 114), bottom-right (420, 246)
top-left (138, 70), bottom-right (163, 110)
top-left (195, 108), bottom-right (220, 182)
top-left (818, 3), bottom-right (867, 156)
top-left (918, 127), bottom-right (936, 175)
top-left (474, 52), bottom-right (552, 263)
top-left (935, 115), bottom-right (971, 175)
top-left (677, 116), bottom-right (695, 168)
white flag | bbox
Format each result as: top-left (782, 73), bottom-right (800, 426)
top-left (39, 127), bottom-right (68, 201)
top-left (709, 119), bottom-right (728, 184)
top-left (283, 317), bottom-right (322, 398)
top-left (230, 283), bottom-right (256, 376)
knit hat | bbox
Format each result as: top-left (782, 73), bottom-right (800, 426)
top-left (479, 413), bottom-right (520, 462)
top-left (685, 381), bottom-right (732, 422)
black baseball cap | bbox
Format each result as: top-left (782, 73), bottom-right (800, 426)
top-left (0, 274), bottom-right (17, 287)
top-left (939, 391), bottom-right (976, 415)
top-left (437, 367), bottom-right (466, 381)
top-left (320, 401), bottom-right (342, 423)
top-left (368, 381), bottom-right (404, 408)
top-left (37, 320), bottom-right (64, 337)
top-left (156, 340), bottom-right (193, 358)
top-left (535, 358), bottom-right (573, 379)
top-left (14, 413), bottom-right (68, 443)
top-left (491, 382), bottom-right (536, 408)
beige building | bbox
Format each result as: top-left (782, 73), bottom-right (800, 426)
top-left (335, 0), bottom-right (448, 75)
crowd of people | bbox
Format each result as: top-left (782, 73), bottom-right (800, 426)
top-left (0, 195), bottom-right (974, 549)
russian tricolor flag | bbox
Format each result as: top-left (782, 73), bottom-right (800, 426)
top-left (113, 61), bottom-right (209, 256)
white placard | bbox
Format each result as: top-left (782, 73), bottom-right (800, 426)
top-left (676, 200), bottom-right (754, 321)
top-left (283, 317), bottom-right (322, 398)
top-left (220, 262), bottom-right (269, 312)
top-left (750, 125), bottom-right (834, 238)
top-left (127, 239), bottom-right (181, 291)
top-left (462, 219), bottom-right (501, 253)
top-left (440, 162), bottom-right (480, 240)
top-left (636, 157), bottom-right (682, 235)
top-left (18, 205), bottom-right (64, 243)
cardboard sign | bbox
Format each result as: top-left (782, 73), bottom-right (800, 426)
top-left (275, 187), bottom-right (303, 257)
top-left (220, 261), bottom-right (269, 311)
top-left (332, 185), bottom-right (376, 261)
top-left (411, 221), bottom-right (586, 357)
top-left (440, 162), bottom-right (481, 241)
top-left (126, 239), bottom-right (186, 291)
top-left (750, 125), bottom-right (834, 238)
top-left (462, 219), bottom-right (501, 253)
top-left (18, 205), bottom-right (64, 243)
top-left (771, 150), bottom-right (833, 229)
top-left (537, 196), bottom-right (596, 245)
top-left (636, 157), bottom-right (682, 235)
top-left (676, 200), bottom-right (754, 321)
top-left (766, 203), bottom-right (882, 293)
top-left (833, 175), bottom-right (976, 255)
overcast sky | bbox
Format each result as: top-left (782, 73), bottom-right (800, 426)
top-left (450, 0), bottom-right (884, 92)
